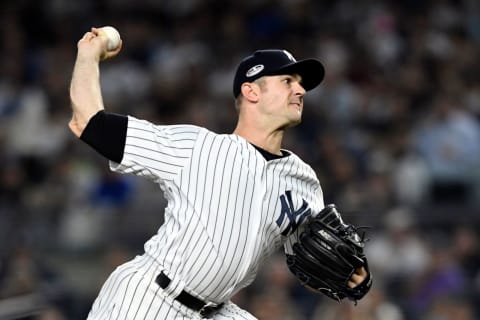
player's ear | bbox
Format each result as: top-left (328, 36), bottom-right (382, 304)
top-left (240, 82), bottom-right (260, 103)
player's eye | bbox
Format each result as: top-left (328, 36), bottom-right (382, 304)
top-left (282, 77), bottom-right (292, 85)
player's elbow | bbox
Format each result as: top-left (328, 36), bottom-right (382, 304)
top-left (68, 99), bottom-right (100, 138)
top-left (68, 87), bottom-right (103, 137)
top-left (68, 107), bottom-right (93, 138)
top-left (69, 115), bottom-right (85, 138)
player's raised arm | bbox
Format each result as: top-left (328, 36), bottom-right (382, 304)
top-left (69, 27), bottom-right (122, 137)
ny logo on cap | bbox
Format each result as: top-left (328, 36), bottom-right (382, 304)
top-left (283, 50), bottom-right (296, 62)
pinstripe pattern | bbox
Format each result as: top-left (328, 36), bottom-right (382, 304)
top-left (89, 116), bottom-right (324, 319)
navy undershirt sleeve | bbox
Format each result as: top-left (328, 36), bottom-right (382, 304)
top-left (79, 110), bottom-right (128, 163)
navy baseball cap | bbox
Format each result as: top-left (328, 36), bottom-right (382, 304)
top-left (233, 49), bottom-right (325, 97)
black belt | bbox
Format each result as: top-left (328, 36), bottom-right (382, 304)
top-left (155, 272), bottom-right (223, 318)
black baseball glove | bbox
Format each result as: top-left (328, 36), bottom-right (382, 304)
top-left (286, 204), bottom-right (372, 303)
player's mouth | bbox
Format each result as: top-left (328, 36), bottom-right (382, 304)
top-left (290, 101), bottom-right (303, 112)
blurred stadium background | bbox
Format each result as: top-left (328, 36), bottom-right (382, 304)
top-left (0, 0), bottom-right (480, 319)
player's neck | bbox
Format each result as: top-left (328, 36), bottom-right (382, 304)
top-left (233, 123), bottom-right (284, 156)
top-left (233, 103), bottom-right (290, 155)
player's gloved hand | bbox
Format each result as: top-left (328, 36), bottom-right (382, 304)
top-left (286, 204), bottom-right (372, 303)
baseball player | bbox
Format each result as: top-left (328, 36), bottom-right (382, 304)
top-left (69, 28), bottom-right (368, 319)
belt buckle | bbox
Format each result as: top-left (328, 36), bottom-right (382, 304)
top-left (199, 302), bottom-right (218, 318)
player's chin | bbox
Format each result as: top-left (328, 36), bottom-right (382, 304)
top-left (290, 112), bottom-right (303, 125)
top-left (290, 109), bottom-right (303, 125)
top-left (279, 112), bottom-right (302, 129)
top-left (285, 117), bottom-right (302, 128)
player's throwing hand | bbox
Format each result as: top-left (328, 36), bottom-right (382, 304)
top-left (77, 27), bottom-right (122, 62)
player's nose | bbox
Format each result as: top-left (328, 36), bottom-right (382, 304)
top-left (294, 81), bottom-right (306, 97)
top-left (292, 76), bottom-right (306, 96)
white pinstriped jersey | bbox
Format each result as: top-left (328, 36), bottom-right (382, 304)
top-left (110, 116), bottom-right (325, 304)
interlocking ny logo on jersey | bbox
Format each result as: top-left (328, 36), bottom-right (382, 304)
top-left (276, 190), bottom-right (312, 236)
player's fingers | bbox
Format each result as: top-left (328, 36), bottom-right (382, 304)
top-left (347, 267), bottom-right (367, 288)
top-left (77, 28), bottom-right (113, 60)
top-left (100, 39), bottom-right (122, 61)
top-left (78, 31), bottom-right (99, 48)
top-left (347, 274), bottom-right (362, 288)
top-left (357, 266), bottom-right (367, 277)
top-left (91, 27), bottom-right (105, 38)
top-left (79, 28), bottom-right (108, 44)
top-left (86, 27), bottom-right (122, 60)
top-left (347, 279), bottom-right (356, 288)
top-left (79, 32), bottom-right (92, 42)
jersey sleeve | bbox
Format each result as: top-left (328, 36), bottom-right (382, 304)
top-left (109, 116), bottom-right (201, 182)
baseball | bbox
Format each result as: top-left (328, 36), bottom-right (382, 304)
top-left (100, 26), bottom-right (121, 51)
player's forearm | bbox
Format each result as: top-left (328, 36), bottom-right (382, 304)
top-left (69, 55), bottom-right (105, 137)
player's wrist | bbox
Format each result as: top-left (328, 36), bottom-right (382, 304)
top-left (76, 49), bottom-right (102, 64)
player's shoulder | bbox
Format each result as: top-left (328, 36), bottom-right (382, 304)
top-left (282, 149), bottom-right (308, 165)
top-left (162, 124), bottom-right (205, 134)
top-left (282, 149), bottom-right (318, 173)
top-left (127, 116), bottom-right (204, 135)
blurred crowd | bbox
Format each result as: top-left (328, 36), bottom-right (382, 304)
top-left (1, 0), bottom-right (480, 319)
